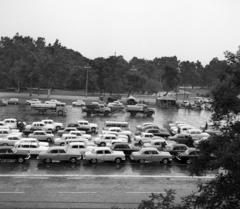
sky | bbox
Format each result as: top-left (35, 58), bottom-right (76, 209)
top-left (0, 0), bottom-right (240, 66)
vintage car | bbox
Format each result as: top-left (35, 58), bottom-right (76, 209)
top-left (107, 101), bottom-right (125, 110)
top-left (3, 118), bottom-right (19, 129)
top-left (0, 129), bottom-right (13, 138)
top-left (41, 119), bottom-right (64, 131)
top-left (69, 131), bottom-right (92, 140)
top-left (6, 98), bottom-right (19, 105)
top-left (84, 147), bottom-right (125, 164)
top-left (0, 147), bottom-right (30, 163)
top-left (37, 146), bottom-right (81, 164)
top-left (57, 127), bottom-right (78, 137)
top-left (185, 129), bottom-right (210, 140)
top-left (45, 99), bottom-right (61, 104)
top-left (111, 142), bottom-right (141, 156)
top-left (164, 144), bottom-right (189, 157)
top-left (135, 122), bottom-right (154, 131)
top-left (171, 125), bottom-right (194, 135)
top-left (0, 133), bottom-right (23, 146)
top-left (134, 132), bottom-right (155, 144)
top-left (14, 142), bottom-right (49, 155)
top-left (168, 133), bottom-right (194, 145)
top-left (67, 142), bottom-right (95, 158)
top-left (54, 134), bottom-right (92, 146)
top-left (25, 98), bottom-right (41, 105)
top-left (28, 130), bottom-right (54, 143)
top-left (58, 123), bottom-right (92, 135)
top-left (77, 120), bottom-right (98, 133)
top-left (145, 129), bottom-right (170, 138)
top-left (193, 136), bottom-right (209, 148)
top-left (72, 100), bottom-right (85, 107)
top-left (143, 138), bottom-right (176, 150)
top-left (176, 148), bottom-right (200, 164)
top-left (14, 138), bottom-right (49, 147)
top-left (130, 147), bottom-right (172, 164)
top-left (94, 134), bottom-right (118, 147)
top-left (102, 127), bottom-right (132, 138)
top-left (24, 122), bottom-right (55, 133)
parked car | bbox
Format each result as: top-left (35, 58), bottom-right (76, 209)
top-left (25, 98), bottom-right (41, 105)
top-left (45, 99), bottom-right (61, 104)
top-left (107, 101), bottom-right (124, 110)
top-left (130, 147), bottom-right (172, 164)
top-left (176, 148), bottom-right (200, 164)
top-left (14, 138), bottom-right (49, 147)
top-left (84, 147), bottom-right (125, 164)
top-left (72, 100), bottom-right (85, 107)
top-left (0, 129), bottom-right (12, 138)
top-left (143, 138), bottom-right (176, 150)
top-left (135, 132), bottom-right (155, 144)
top-left (37, 146), bottom-right (81, 164)
top-left (0, 133), bottom-right (23, 146)
top-left (14, 142), bottom-right (49, 155)
top-left (57, 127), bottom-right (78, 137)
top-left (6, 98), bottom-right (19, 105)
top-left (135, 122), bottom-right (154, 131)
top-left (185, 129), bottom-right (210, 140)
top-left (193, 136), bottom-right (209, 148)
top-left (111, 142), bottom-right (141, 156)
top-left (94, 134), bottom-right (118, 147)
top-left (65, 123), bottom-right (92, 134)
top-left (28, 130), bottom-right (54, 143)
top-left (0, 99), bottom-right (8, 106)
top-left (3, 118), bottom-right (19, 129)
top-left (168, 134), bottom-right (194, 146)
top-left (67, 142), bottom-right (95, 158)
top-left (69, 131), bottom-right (92, 140)
top-left (0, 147), bottom-right (30, 163)
top-left (24, 122), bottom-right (55, 133)
top-left (164, 144), bottom-right (189, 157)
top-left (77, 120), bottom-right (98, 133)
top-left (41, 119), bottom-right (64, 131)
top-left (145, 129), bottom-right (170, 138)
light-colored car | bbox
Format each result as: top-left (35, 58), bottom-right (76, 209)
top-left (3, 118), bottom-right (19, 129)
top-left (143, 138), bottom-right (176, 150)
top-left (72, 100), bottom-right (85, 107)
top-left (0, 129), bottom-right (12, 138)
top-left (14, 142), bottom-right (49, 155)
top-left (41, 119), bottom-right (63, 131)
top-left (102, 127), bottom-right (132, 138)
top-left (57, 127), bottom-right (78, 137)
top-left (130, 147), bottom-right (173, 164)
top-left (135, 132), bottom-right (155, 144)
top-left (14, 138), bottom-right (49, 147)
top-left (0, 133), bottom-right (23, 146)
top-left (171, 125), bottom-right (194, 135)
top-left (37, 146), bottom-right (81, 164)
top-left (84, 147), bottom-right (125, 164)
top-left (136, 122), bottom-right (154, 131)
top-left (107, 101), bottom-right (124, 110)
top-left (25, 122), bottom-right (55, 133)
top-left (6, 98), bottom-right (19, 105)
top-left (94, 134), bottom-right (118, 147)
top-left (54, 134), bottom-right (90, 146)
top-left (45, 99), bottom-right (61, 104)
top-left (186, 129), bottom-right (210, 140)
top-left (69, 131), bottom-right (92, 140)
top-left (77, 120), bottom-right (99, 133)
top-left (28, 130), bottom-right (54, 143)
top-left (26, 98), bottom-right (41, 105)
top-left (67, 142), bottom-right (95, 158)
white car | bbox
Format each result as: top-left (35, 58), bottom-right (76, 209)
top-left (28, 130), bottom-right (54, 143)
top-left (135, 132), bottom-right (155, 144)
top-left (84, 147), bottom-right (125, 164)
top-left (41, 119), bottom-right (63, 131)
top-left (14, 142), bottom-right (49, 155)
top-left (186, 129), bottom-right (210, 140)
top-left (143, 138), bottom-right (176, 150)
top-left (45, 99), bottom-right (61, 104)
top-left (107, 101), bottom-right (124, 109)
top-left (94, 134), bottom-right (118, 147)
top-left (102, 127), bottom-right (132, 138)
top-left (3, 118), bottom-right (19, 129)
top-left (69, 131), bottom-right (92, 140)
top-left (14, 138), bottom-right (49, 147)
top-left (54, 134), bottom-right (89, 146)
top-left (7, 98), bottom-right (19, 105)
top-left (171, 125), bottom-right (195, 135)
top-left (0, 129), bottom-right (13, 138)
top-left (68, 142), bottom-right (95, 158)
top-left (25, 122), bottom-right (55, 133)
top-left (26, 98), bottom-right (41, 105)
top-left (72, 100), bottom-right (85, 107)
top-left (0, 133), bottom-right (23, 146)
top-left (77, 120), bottom-right (99, 133)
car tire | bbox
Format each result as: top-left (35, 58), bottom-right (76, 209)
top-left (38, 109), bottom-right (44, 115)
top-left (91, 159), bottom-right (97, 164)
top-left (100, 142), bottom-right (106, 147)
top-left (115, 158), bottom-right (122, 164)
top-left (162, 158), bottom-right (169, 164)
top-left (56, 126), bottom-right (61, 131)
top-left (47, 138), bottom-right (52, 143)
top-left (186, 159), bottom-right (192, 164)
top-left (45, 158), bottom-right (52, 164)
top-left (58, 110), bottom-right (63, 116)
top-left (70, 157), bottom-right (77, 164)
top-left (139, 159), bottom-right (145, 164)
top-left (17, 158), bottom-right (24, 163)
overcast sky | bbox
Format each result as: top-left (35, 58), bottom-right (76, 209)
top-left (0, 0), bottom-right (239, 66)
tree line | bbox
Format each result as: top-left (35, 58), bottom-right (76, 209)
top-left (0, 33), bottom-right (228, 94)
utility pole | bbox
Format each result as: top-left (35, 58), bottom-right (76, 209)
top-left (85, 65), bottom-right (90, 98)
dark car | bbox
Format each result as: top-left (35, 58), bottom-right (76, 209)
top-left (111, 142), bottom-right (141, 156)
top-left (164, 144), bottom-right (189, 157)
top-left (66, 123), bottom-right (92, 134)
top-left (168, 134), bottom-right (194, 146)
top-left (176, 148), bottom-right (200, 164)
top-left (0, 147), bottom-right (30, 163)
top-left (145, 129), bottom-right (170, 138)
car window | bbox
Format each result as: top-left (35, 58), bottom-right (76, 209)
top-left (51, 150), bottom-right (58, 153)
top-left (151, 151), bottom-right (158, 154)
top-left (72, 145), bottom-right (78, 149)
top-left (105, 150), bottom-right (111, 154)
top-left (144, 151), bottom-right (151, 155)
top-left (96, 150), bottom-right (104, 154)
top-left (59, 149), bottom-right (66, 153)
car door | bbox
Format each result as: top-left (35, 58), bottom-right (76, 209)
top-left (151, 150), bottom-right (161, 162)
top-left (30, 144), bottom-right (39, 154)
top-left (49, 149), bottom-right (59, 160)
top-left (103, 150), bottom-right (113, 161)
top-left (142, 151), bottom-right (152, 161)
top-left (38, 132), bottom-right (46, 141)
top-left (58, 149), bottom-right (68, 161)
top-left (96, 150), bottom-right (104, 161)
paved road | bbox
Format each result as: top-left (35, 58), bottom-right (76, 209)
top-left (0, 175), bottom-right (212, 209)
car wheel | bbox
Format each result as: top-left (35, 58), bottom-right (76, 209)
top-left (91, 127), bottom-right (96, 133)
top-left (38, 109), bottom-right (44, 115)
top-left (58, 110), bottom-right (63, 116)
top-left (17, 158), bottom-right (24, 163)
top-left (70, 157), bottom-right (77, 164)
top-left (139, 159), bottom-right (145, 164)
top-left (45, 158), bottom-right (52, 164)
top-left (115, 158), bottom-right (122, 164)
top-left (100, 142), bottom-right (106, 147)
top-left (47, 138), bottom-right (52, 143)
top-left (162, 158), bottom-right (169, 164)
top-left (91, 159), bottom-right (97, 164)
top-left (186, 159), bottom-right (192, 164)
top-left (56, 126), bottom-right (61, 131)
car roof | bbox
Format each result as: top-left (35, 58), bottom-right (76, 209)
top-left (48, 146), bottom-right (65, 150)
top-left (140, 147), bottom-right (158, 152)
top-left (69, 142), bottom-right (85, 146)
top-left (172, 143), bottom-right (187, 147)
top-left (93, 147), bottom-right (111, 151)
